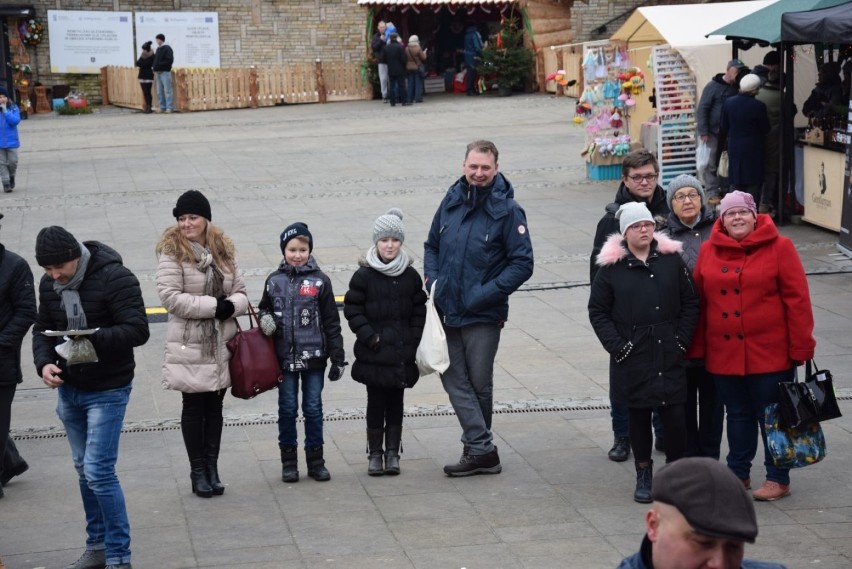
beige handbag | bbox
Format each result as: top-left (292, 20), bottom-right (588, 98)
top-left (717, 150), bottom-right (729, 178)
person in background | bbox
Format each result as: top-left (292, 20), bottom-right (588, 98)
top-left (344, 209), bottom-right (426, 476)
top-left (590, 149), bottom-right (669, 463)
top-left (371, 21), bottom-right (389, 103)
top-left (463, 23), bottom-right (483, 96)
top-left (32, 226), bottom-right (149, 569)
top-left (661, 175), bottom-right (722, 460)
top-left (589, 202), bottom-right (698, 503)
top-left (405, 35), bottom-right (427, 104)
top-left (424, 140), bottom-right (534, 477)
top-left (803, 61), bottom-right (844, 119)
top-left (689, 191), bottom-right (815, 502)
top-left (719, 74), bottom-right (770, 204)
top-left (152, 33), bottom-right (174, 113)
top-left (135, 41), bottom-right (155, 114)
top-left (617, 457), bottom-right (786, 569)
top-left (756, 70), bottom-right (782, 217)
top-left (697, 59), bottom-right (744, 206)
top-left (752, 51), bottom-right (780, 87)
top-left (384, 33), bottom-right (408, 107)
top-left (156, 190), bottom-right (248, 498)
top-left (0, 212), bottom-right (36, 499)
top-left (259, 223), bottom-right (346, 483)
top-left (0, 87), bottom-right (21, 193)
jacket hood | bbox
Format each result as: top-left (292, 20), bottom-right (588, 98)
top-left (279, 255), bottom-right (320, 275)
top-left (605, 183), bottom-right (668, 216)
top-left (712, 72), bottom-right (729, 85)
top-left (709, 213), bottom-right (779, 250)
top-left (83, 241), bottom-right (124, 273)
top-left (596, 231), bottom-right (683, 267)
top-left (446, 172), bottom-right (515, 219)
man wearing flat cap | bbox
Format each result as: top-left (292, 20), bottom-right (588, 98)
top-left (618, 457), bottom-right (785, 569)
top-left (32, 226), bottom-right (149, 569)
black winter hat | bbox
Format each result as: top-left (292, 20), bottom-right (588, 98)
top-left (36, 226), bottom-right (82, 267)
top-left (280, 222), bottom-right (313, 254)
top-left (173, 190), bottom-right (211, 221)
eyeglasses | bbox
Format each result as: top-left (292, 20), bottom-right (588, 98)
top-left (628, 221), bottom-right (656, 232)
top-left (723, 208), bottom-right (754, 219)
top-left (673, 191), bottom-right (701, 202)
top-left (627, 174), bottom-right (658, 183)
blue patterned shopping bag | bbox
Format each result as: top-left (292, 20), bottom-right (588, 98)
top-left (764, 403), bottom-right (826, 469)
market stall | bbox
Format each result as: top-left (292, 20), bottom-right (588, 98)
top-left (781, 2), bottom-right (852, 248)
top-left (598, 1), bottom-right (772, 184)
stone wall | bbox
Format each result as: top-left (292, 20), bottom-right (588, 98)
top-left (5, 0), bottom-right (368, 103)
top-left (570, 0), bottom-right (721, 44)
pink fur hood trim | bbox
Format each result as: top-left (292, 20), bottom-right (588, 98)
top-left (595, 232), bottom-right (683, 267)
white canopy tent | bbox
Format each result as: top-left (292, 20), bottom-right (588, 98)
top-left (609, 0), bottom-right (776, 91)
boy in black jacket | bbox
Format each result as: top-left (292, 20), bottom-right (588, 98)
top-left (259, 222), bottom-right (345, 483)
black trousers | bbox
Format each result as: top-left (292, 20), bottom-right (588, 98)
top-left (140, 82), bottom-right (153, 110)
top-left (629, 404), bottom-right (686, 463)
top-left (685, 365), bottom-right (724, 460)
top-left (366, 385), bottom-right (404, 430)
top-left (388, 75), bottom-right (407, 105)
top-left (181, 390), bottom-right (226, 460)
top-left (0, 383), bottom-right (16, 476)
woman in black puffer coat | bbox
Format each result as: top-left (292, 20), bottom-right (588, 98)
top-left (344, 209), bottom-right (426, 476)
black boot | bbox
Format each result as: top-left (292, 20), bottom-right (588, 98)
top-left (190, 458), bottom-right (213, 497)
top-left (634, 460), bottom-right (653, 504)
top-left (367, 429), bottom-right (384, 476)
top-left (204, 415), bottom-right (225, 496)
top-left (608, 437), bottom-right (631, 462)
top-left (384, 425), bottom-right (402, 476)
top-left (306, 446), bottom-right (330, 481)
top-left (443, 446), bottom-right (501, 477)
top-left (8, 175), bottom-right (14, 189)
top-left (281, 447), bottom-right (299, 483)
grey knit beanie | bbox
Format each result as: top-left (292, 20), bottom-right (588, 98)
top-left (615, 202), bottom-right (655, 235)
top-left (373, 208), bottom-right (405, 244)
top-left (666, 174), bottom-right (705, 205)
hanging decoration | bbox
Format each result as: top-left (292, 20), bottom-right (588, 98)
top-left (18, 18), bottom-right (44, 47)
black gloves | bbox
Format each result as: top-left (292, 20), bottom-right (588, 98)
top-left (214, 297), bottom-right (235, 321)
top-left (367, 334), bottom-right (382, 352)
top-left (328, 361), bottom-right (348, 381)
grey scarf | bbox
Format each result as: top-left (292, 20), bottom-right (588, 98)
top-left (366, 245), bottom-right (410, 277)
top-left (188, 240), bottom-right (225, 359)
top-left (53, 242), bottom-right (92, 330)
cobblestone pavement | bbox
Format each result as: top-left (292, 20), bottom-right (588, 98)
top-left (1, 94), bottom-right (851, 569)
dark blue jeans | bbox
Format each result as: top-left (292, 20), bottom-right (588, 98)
top-left (56, 383), bottom-right (132, 566)
top-left (389, 74), bottom-right (407, 105)
top-left (714, 369), bottom-right (793, 485)
top-left (407, 71), bottom-right (423, 103)
top-left (278, 368), bottom-right (325, 449)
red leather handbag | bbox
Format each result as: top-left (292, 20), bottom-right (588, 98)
top-left (227, 303), bottom-right (283, 399)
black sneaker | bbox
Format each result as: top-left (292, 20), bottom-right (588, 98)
top-left (608, 437), bottom-right (631, 462)
top-left (443, 447), bottom-right (501, 477)
top-left (64, 549), bottom-right (106, 569)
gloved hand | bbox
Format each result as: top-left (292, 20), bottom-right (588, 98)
top-left (259, 312), bottom-right (277, 336)
top-left (214, 297), bottom-right (235, 321)
top-left (328, 361), bottom-right (348, 382)
top-left (367, 334), bottom-right (382, 352)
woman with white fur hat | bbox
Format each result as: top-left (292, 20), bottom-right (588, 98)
top-left (344, 209), bottom-right (427, 476)
top-left (718, 73), bottom-right (770, 203)
top-left (589, 201), bottom-right (699, 503)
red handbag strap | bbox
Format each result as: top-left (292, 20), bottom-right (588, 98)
top-left (233, 299), bottom-right (260, 332)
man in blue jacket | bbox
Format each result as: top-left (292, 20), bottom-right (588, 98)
top-left (424, 140), bottom-right (534, 476)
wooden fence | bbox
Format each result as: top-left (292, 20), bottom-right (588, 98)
top-left (101, 60), bottom-right (371, 112)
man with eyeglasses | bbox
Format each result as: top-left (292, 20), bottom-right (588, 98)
top-left (590, 148), bottom-right (669, 463)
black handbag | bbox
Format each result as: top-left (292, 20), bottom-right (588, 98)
top-left (777, 360), bottom-right (842, 429)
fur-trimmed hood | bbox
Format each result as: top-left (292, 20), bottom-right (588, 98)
top-left (595, 231), bottom-right (683, 267)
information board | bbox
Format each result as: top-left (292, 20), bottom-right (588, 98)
top-left (47, 10), bottom-right (134, 73)
top-left (135, 12), bottom-right (220, 69)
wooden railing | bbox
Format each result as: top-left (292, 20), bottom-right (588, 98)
top-left (101, 60), bottom-right (371, 112)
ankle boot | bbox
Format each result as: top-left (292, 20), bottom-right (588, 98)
top-left (384, 425), bottom-right (402, 475)
top-left (190, 458), bottom-right (213, 497)
top-left (280, 447), bottom-right (299, 483)
top-left (205, 455), bottom-right (225, 496)
top-left (306, 446), bottom-right (330, 481)
top-left (367, 428), bottom-right (384, 476)
top-left (634, 460), bottom-right (653, 504)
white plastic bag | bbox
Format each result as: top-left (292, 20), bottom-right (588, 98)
top-left (696, 139), bottom-right (711, 172)
top-left (415, 281), bottom-right (450, 377)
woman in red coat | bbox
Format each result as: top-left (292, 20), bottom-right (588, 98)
top-left (689, 191), bottom-right (815, 502)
